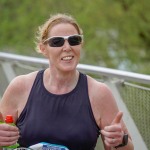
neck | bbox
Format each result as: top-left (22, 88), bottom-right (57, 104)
top-left (44, 69), bottom-right (79, 94)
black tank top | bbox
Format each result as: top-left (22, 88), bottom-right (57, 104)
top-left (16, 70), bottom-right (100, 150)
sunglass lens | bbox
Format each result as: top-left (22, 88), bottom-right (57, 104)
top-left (49, 37), bottom-right (64, 47)
top-left (69, 35), bottom-right (82, 46)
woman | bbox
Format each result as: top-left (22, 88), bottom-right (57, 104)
top-left (0, 13), bottom-right (134, 150)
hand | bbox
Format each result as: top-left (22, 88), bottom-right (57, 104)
top-left (101, 111), bottom-right (124, 148)
top-left (0, 112), bottom-right (20, 147)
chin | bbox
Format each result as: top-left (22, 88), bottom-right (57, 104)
top-left (61, 65), bottom-right (77, 72)
top-left (62, 67), bottom-right (76, 72)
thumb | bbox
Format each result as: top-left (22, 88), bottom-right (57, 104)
top-left (111, 111), bottom-right (123, 125)
top-left (0, 112), bottom-right (4, 121)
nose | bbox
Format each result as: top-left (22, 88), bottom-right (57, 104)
top-left (62, 40), bottom-right (71, 51)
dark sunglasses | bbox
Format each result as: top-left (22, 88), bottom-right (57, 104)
top-left (43, 34), bottom-right (83, 47)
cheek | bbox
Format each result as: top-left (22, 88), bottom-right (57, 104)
top-left (48, 49), bottom-right (61, 62)
top-left (75, 47), bottom-right (81, 57)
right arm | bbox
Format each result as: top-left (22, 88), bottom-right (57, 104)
top-left (0, 75), bottom-right (27, 148)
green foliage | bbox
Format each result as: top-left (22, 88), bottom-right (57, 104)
top-left (0, 0), bottom-right (149, 74)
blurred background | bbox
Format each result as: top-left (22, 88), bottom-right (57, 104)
top-left (0, 0), bottom-right (150, 74)
top-left (0, 1), bottom-right (150, 149)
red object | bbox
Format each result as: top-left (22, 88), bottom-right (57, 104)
top-left (5, 115), bottom-right (14, 123)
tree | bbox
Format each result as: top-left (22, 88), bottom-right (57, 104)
top-left (0, 0), bottom-right (149, 74)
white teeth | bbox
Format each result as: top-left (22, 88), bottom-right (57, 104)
top-left (62, 56), bottom-right (72, 60)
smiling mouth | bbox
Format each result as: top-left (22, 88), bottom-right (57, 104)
top-left (61, 56), bottom-right (74, 61)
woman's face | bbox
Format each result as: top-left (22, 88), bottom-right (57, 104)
top-left (42, 23), bottom-right (82, 73)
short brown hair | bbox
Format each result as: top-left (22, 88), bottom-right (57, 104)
top-left (35, 13), bottom-right (83, 53)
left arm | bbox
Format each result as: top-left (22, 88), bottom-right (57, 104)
top-left (88, 77), bottom-right (134, 150)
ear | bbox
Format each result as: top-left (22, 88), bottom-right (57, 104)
top-left (39, 43), bottom-right (48, 57)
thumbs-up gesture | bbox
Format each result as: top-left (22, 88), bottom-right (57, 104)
top-left (111, 111), bottom-right (123, 125)
top-left (101, 111), bottom-right (124, 148)
top-left (0, 112), bottom-right (20, 147)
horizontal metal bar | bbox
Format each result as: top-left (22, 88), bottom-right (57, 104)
top-left (0, 52), bottom-right (49, 64)
top-left (0, 52), bottom-right (150, 84)
top-left (77, 64), bottom-right (150, 84)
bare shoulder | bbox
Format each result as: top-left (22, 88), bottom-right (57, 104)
top-left (4, 71), bottom-right (38, 94)
top-left (0, 71), bottom-right (38, 121)
top-left (87, 75), bottom-right (113, 100)
top-left (87, 75), bottom-right (119, 127)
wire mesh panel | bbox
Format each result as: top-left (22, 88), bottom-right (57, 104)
top-left (119, 82), bottom-right (150, 150)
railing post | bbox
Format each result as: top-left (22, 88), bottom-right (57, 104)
top-left (1, 62), bottom-right (16, 83)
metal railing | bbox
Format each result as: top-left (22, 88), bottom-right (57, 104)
top-left (0, 52), bottom-right (150, 150)
top-left (0, 52), bottom-right (149, 84)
